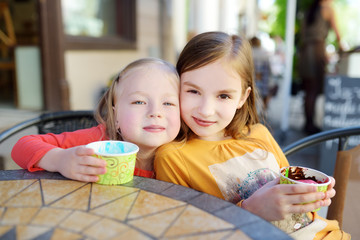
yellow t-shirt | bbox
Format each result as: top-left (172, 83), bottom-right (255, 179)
top-left (155, 124), bottom-right (288, 202)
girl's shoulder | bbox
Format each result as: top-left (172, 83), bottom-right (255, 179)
top-left (156, 138), bottom-right (220, 156)
top-left (60, 124), bottom-right (107, 142)
top-left (246, 123), bottom-right (279, 147)
top-left (157, 141), bottom-right (183, 153)
top-left (156, 141), bottom-right (189, 160)
top-left (248, 123), bottom-right (272, 137)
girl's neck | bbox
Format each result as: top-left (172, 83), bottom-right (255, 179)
top-left (135, 148), bottom-right (156, 171)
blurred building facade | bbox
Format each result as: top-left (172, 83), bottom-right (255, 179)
top-left (0, 0), bottom-right (261, 112)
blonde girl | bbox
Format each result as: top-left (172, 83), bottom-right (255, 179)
top-left (12, 58), bottom-right (181, 182)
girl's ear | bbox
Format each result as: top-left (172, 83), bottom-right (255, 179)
top-left (237, 87), bottom-right (251, 109)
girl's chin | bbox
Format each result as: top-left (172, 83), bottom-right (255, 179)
top-left (138, 141), bottom-right (170, 149)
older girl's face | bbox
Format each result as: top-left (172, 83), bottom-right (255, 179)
top-left (180, 59), bottom-right (250, 141)
top-left (113, 65), bottom-right (180, 151)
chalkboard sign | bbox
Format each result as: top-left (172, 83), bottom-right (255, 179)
top-left (320, 75), bottom-right (360, 175)
top-left (323, 75), bottom-right (360, 129)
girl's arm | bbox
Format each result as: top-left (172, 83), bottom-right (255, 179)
top-left (243, 125), bottom-right (336, 221)
top-left (38, 146), bottom-right (106, 182)
top-left (11, 125), bottom-right (107, 182)
top-left (240, 176), bottom-right (335, 221)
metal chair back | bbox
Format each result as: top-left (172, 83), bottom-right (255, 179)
top-left (0, 110), bottom-right (98, 144)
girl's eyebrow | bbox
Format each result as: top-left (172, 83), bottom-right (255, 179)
top-left (182, 82), bottom-right (199, 89)
top-left (217, 88), bottom-right (238, 93)
top-left (127, 91), bottom-right (147, 97)
top-left (129, 91), bottom-right (178, 98)
top-left (183, 82), bottom-right (238, 94)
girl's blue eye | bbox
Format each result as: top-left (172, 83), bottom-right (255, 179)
top-left (133, 101), bottom-right (145, 105)
top-left (164, 102), bottom-right (176, 106)
top-left (219, 94), bottom-right (230, 99)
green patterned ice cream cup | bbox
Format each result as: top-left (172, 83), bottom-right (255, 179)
top-left (86, 141), bottom-right (139, 185)
top-left (280, 166), bottom-right (330, 212)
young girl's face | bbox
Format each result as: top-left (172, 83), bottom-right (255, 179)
top-left (113, 65), bottom-right (180, 151)
top-left (180, 59), bottom-right (250, 141)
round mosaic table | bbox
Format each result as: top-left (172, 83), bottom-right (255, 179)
top-left (0, 170), bottom-right (291, 240)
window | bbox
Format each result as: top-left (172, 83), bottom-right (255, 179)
top-left (61, 0), bottom-right (136, 50)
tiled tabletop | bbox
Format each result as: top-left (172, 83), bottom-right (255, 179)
top-left (0, 170), bottom-right (291, 240)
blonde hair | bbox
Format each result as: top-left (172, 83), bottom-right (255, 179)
top-left (95, 58), bottom-right (179, 140)
top-left (176, 31), bottom-right (260, 140)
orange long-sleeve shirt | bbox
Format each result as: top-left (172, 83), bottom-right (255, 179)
top-left (11, 125), bottom-right (154, 178)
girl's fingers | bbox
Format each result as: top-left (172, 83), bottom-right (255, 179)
top-left (76, 174), bottom-right (99, 183)
top-left (67, 164), bottom-right (103, 183)
top-left (324, 188), bottom-right (336, 200)
top-left (76, 146), bottom-right (95, 156)
top-left (329, 176), bottom-right (336, 188)
top-left (77, 164), bottom-right (106, 176)
top-left (278, 183), bottom-right (318, 195)
top-left (265, 177), bottom-right (280, 187)
top-left (80, 156), bottom-right (107, 168)
top-left (322, 198), bottom-right (332, 207)
top-left (287, 191), bottom-right (326, 205)
top-left (289, 200), bottom-right (323, 213)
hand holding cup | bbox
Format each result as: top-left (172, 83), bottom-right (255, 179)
top-left (86, 141), bottom-right (139, 185)
top-left (280, 166), bottom-right (331, 211)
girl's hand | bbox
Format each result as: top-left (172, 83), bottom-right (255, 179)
top-left (323, 176), bottom-right (336, 205)
top-left (241, 177), bottom-right (334, 221)
top-left (37, 146), bottom-right (107, 182)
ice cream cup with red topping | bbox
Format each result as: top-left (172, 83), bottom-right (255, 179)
top-left (280, 166), bottom-right (331, 211)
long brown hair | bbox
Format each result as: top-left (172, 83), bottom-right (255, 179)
top-left (176, 31), bottom-right (259, 140)
top-left (95, 58), bottom-right (179, 140)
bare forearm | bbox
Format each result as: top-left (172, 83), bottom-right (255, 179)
top-left (36, 148), bottom-right (64, 172)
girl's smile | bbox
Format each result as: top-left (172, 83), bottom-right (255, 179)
top-left (143, 125), bottom-right (166, 132)
top-left (193, 117), bottom-right (216, 127)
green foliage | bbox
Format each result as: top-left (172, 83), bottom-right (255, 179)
top-left (269, 0), bottom-right (287, 39)
top-left (270, 0), bottom-right (313, 39)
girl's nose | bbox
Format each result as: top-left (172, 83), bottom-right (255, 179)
top-left (149, 112), bottom-right (162, 118)
top-left (148, 104), bottom-right (162, 118)
top-left (198, 98), bottom-right (215, 117)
